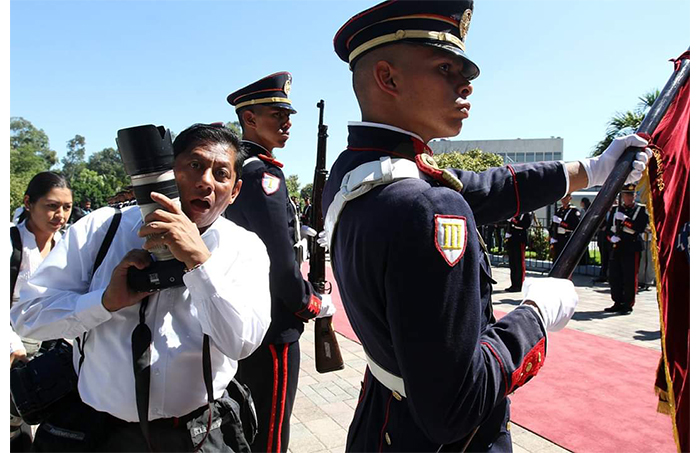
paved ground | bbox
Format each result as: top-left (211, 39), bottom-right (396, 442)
top-left (289, 264), bottom-right (661, 453)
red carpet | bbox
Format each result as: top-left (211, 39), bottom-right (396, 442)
top-left (301, 263), bottom-right (675, 452)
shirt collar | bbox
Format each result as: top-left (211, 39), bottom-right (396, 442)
top-left (347, 121), bottom-right (426, 144)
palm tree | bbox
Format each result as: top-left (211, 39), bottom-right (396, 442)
top-left (591, 89), bottom-right (660, 156)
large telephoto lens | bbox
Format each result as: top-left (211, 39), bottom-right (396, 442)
top-left (117, 125), bottom-right (179, 261)
top-left (116, 124), bottom-right (185, 291)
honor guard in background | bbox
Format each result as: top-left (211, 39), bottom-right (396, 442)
top-left (549, 193), bottom-right (581, 261)
top-left (505, 212), bottom-right (532, 292)
top-left (322, 1), bottom-right (650, 451)
top-left (224, 73), bottom-right (335, 453)
top-left (604, 183), bottom-right (649, 314)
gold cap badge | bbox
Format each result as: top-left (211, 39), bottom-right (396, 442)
top-left (459, 9), bottom-right (472, 40)
top-left (283, 79), bottom-right (292, 96)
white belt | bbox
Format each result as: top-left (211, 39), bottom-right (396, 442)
top-left (512, 225), bottom-right (524, 230)
top-left (623, 226), bottom-right (636, 235)
top-left (557, 226), bottom-right (570, 235)
top-left (364, 348), bottom-right (407, 399)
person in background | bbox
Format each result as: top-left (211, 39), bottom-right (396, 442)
top-left (578, 197), bottom-right (592, 265)
top-left (224, 73), bottom-right (335, 453)
top-left (10, 171), bottom-right (73, 452)
top-left (550, 193), bottom-right (581, 262)
top-left (604, 183), bottom-right (649, 314)
top-left (504, 212), bottom-right (532, 292)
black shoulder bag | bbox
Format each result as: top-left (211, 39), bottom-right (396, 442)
top-left (10, 208), bottom-right (122, 425)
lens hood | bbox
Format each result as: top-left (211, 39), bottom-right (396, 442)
top-left (116, 124), bottom-right (174, 176)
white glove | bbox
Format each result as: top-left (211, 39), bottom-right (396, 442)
top-left (301, 225), bottom-right (318, 239)
top-left (550, 238), bottom-right (558, 244)
top-left (579, 134), bottom-right (650, 188)
top-left (610, 235), bottom-right (621, 244)
top-left (317, 294), bottom-right (336, 318)
top-left (614, 211), bottom-right (627, 222)
top-left (521, 277), bottom-right (578, 332)
top-left (552, 215), bottom-right (562, 224)
top-left (317, 230), bottom-right (328, 250)
top-left (504, 232), bottom-right (512, 239)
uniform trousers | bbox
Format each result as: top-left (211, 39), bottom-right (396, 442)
top-left (236, 341), bottom-right (300, 453)
top-left (597, 231), bottom-right (610, 279)
top-left (552, 237), bottom-right (569, 262)
top-left (506, 241), bottom-right (526, 289)
top-left (608, 248), bottom-right (641, 309)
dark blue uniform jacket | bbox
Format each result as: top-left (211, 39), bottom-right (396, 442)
top-left (506, 213), bottom-right (532, 244)
top-left (225, 141), bottom-right (321, 344)
top-left (606, 203), bottom-right (648, 253)
top-left (322, 125), bottom-right (568, 452)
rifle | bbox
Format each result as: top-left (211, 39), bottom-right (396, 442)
top-left (440, 52), bottom-right (690, 453)
top-left (309, 100), bottom-right (344, 373)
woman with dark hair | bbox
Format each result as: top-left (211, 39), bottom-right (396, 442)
top-left (10, 171), bottom-right (72, 452)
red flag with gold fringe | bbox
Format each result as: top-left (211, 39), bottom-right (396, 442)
top-left (644, 50), bottom-right (690, 453)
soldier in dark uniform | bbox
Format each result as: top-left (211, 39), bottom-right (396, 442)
top-left (505, 212), bottom-right (532, 292)
top-left (549, 193), bottom-right (581, 261)
top-left (322, 1), bottom-right (651, 451)
top-left (594, 203), bottom-right (616, 282)
top-left (224, 73), bottom-right (335, 453)
top-left (604, 183), bottom-right (649, 314)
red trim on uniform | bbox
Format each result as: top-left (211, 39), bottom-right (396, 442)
top-left (481, 341), bottom-right (508, 397)
top-left (295, 294), bottom-right (322, 319)
top-left (633, 251), bottom-right (641, 307)
top-left (259, 154), bottom-right (284, 168)
top-left (520, 243), bottom-right (526, 284)
top-left (378, 394), bottom-right (393, 453)
top-left (334, 0), bottom-right (398, 47)
top-left (506, 165), bottom-right (521, 217)
top-left (267, 345), bottom-right (280, 453)
top-left (232, 87), bottom-right (287, 104)
top-left (434, 214), bottom-right (468, 267)
top-left (508, 338), bottom-right (546, 394)
top-left (276, 344), bottom-right (290, 453)
top-left (411, 137), bottom-right (434, 157)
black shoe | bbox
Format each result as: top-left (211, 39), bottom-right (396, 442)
top-left (594, 277), bottom-right (607, 283)
top-left (604, 304), bottom-right (621, 312)
top-left (505, 286), bottom-right (522, 293)
top-left (618, 307), bottom-right (633, 315)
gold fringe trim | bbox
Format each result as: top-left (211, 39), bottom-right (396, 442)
top-left (644, 170), bottom-right (682, 453)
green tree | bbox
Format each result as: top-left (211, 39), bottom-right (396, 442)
top-left (10, 117), bottom-right (57, 169)
top-left (225, 121), bottom-right (242, 138)
top-left (70, 168), bottom-right (110, 208)
top-left (10, 118), bottom-right (58, 216)
top-left (82, 147), bottom-right (131, 208)
top-left (591, 89), bottom-right (659, 157)
top-left (286, 174), bottom-right (300, 199)
top-left (300, 183), bottom-right (313, 206)
top-left (62, 135), bottom-right (87, 181)
top-left (433, 148), bottom-right (504, 172)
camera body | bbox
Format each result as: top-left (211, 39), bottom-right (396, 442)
top-left (116, 124), bottom-right (185, 293)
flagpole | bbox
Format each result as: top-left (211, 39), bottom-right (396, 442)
top-left (549, 53), bottom-right (690, 279)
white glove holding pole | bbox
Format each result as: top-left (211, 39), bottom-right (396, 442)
top-left (614, 211), bottom-right (627, 222)
top-left (317, 230), bottom-right (329, 250)
top-left (301, 225), bottom-right (318, 240)
top-left (520, 277), bottom-right (578, 332)
top-left (317, 294), bottom-right (336, 318)
top-left (579, 134), bottom-right (651, 188)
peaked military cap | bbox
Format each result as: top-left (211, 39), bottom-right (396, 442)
top-left (333, 0), bottom-right (480, 80)
top-left (621, 183), bottom-right (637, 193)
top-left (227, 72), bottom-right (297, 113)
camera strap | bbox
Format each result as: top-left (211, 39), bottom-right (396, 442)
top-left (75, 207), bottom-right (122, 374)
top-left (10, 225), bottom-right (22, 305)
top-left (131, 306), bottom-right (216, 452)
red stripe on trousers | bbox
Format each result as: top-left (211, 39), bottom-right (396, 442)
top-left (276, 344), bottom-right (290, 453)
top-left (378, 394), bottom-right (393, 453)
top-left (267, 345), bottom-right (279, 453)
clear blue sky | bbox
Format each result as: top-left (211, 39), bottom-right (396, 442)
top-left (10, 0), bottom-right (689, 187)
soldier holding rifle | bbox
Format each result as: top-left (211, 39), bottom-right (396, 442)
top-left (322, 1), bottom-right (651, 451)
top-left (224, 73), bottom-right (335, 453)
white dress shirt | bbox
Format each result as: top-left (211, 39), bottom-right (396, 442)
top-left (9, 220), bottom-right (62, 354)
top-left (11, 206), bottom-right (271, 422)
